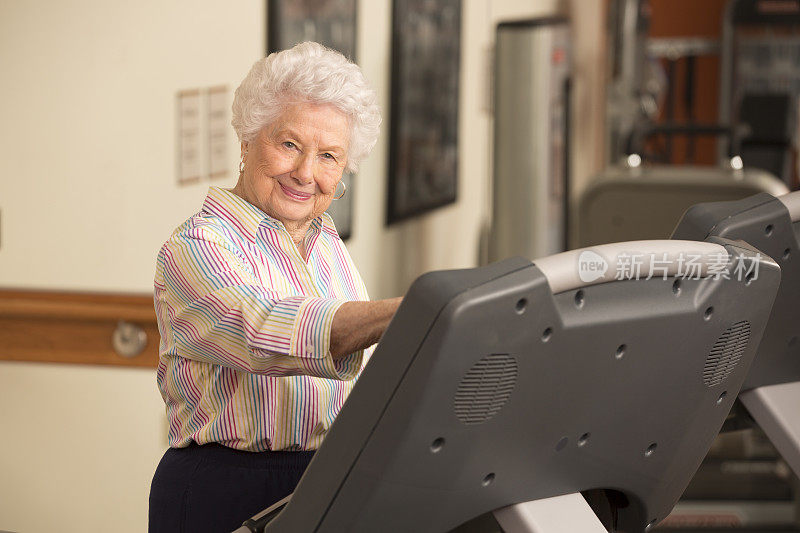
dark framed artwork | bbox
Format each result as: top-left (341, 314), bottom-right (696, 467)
top-left (267, 0), bottom-right (357, 58)
top-left (266, 0), bottom-right (357, 239)
top-left (324, 171), bottom-right (355, 240)
top-left (387, 0), bottom-right (461, 224)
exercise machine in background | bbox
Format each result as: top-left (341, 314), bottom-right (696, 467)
top-left (662, 190), bottom-right (800, 528)
top-left (607, 0), bottom-right (800, 187)
top-left (579, 0), bottom-right (794, 250)
top-left (719, 0), bottom-right (800, 190)
top-left (577, 165), bottom-right (787, 247)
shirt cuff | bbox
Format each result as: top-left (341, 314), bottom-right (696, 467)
top-left (291, 297), bottom-right (363, 380)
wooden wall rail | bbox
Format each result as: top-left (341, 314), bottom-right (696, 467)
top-left (0, 289), bottom-right (159, 368)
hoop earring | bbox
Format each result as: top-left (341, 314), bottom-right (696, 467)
top-left (238, 151), bottom-right (248, 175)
top-left (333, 180), bottom-right (346, 200)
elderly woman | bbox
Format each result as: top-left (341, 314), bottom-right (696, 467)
top-left (149, 42), bottom-right (402, 532)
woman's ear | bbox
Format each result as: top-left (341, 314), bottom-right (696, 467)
top-left (240, 142), bottom-right (248, 158)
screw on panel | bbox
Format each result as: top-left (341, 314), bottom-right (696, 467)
top-left (644, 443), bottom-right (658, 457)
top-left (430, 438), bottom-right (445, 453)
top-left (574, 290), bottom-right (585, 309)
top-left (615, 344), bottom-right (626, 360)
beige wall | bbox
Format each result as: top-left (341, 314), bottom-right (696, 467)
top-left (0, 2), bottom-right (265, 531)
top-left (0, 0), bottom-right (605, 531)
top-left (0, 362), bottom-right (166, 533)
top-left (0, 0), bottom-right (264, 293)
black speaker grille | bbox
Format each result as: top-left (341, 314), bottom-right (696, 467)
top-left (704, 321), bottom-right (751, 387)
top-left (454, 353), bottom-right (518, 425)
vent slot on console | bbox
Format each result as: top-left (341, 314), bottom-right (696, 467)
top-left (704, 321), bottom-right (751, 387)
top-left (454, 353), bottom-right (518, 425)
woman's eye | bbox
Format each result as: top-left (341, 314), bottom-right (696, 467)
top-left (283, 141), bottom-right (296, 149)
top-left (321, 153), bottom-right (334, 160)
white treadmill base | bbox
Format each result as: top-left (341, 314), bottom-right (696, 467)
top-left (493, 492), bottom-right (607, 533)
top-left (740, 381), bottom-right (800, 478)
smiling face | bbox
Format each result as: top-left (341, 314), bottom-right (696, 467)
top-left (233, 102), bottom-right (350, 239)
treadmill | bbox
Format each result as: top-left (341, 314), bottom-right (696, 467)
top-left (672, 189), bottom-right (800, 478)
top-left (237, 237), bottom-right (780, 532)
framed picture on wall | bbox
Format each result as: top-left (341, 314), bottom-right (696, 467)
top-left (387, 0), bottom-right (461, 224)
top-left (267, 0), bottom-right (357, 58)
top-left (266, 0), bottom-right (357, 239)
top-left (324, 171), bottom-right (355, 241)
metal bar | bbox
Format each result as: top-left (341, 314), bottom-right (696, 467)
top-left (646, 37), bottom-right (721, 59)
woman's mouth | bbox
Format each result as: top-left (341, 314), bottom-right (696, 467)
top-left (279, 183), bottom-right (313, 202)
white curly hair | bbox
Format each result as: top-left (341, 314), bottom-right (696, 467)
top-left (231, 42), bottom-right (381, 173)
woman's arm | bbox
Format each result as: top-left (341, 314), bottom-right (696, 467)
top-left (157, 225), bottom-right (366, 380)
top-left (329, 297), bottom-right (403, 360)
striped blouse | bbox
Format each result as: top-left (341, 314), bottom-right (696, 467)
top-left (154, 186), bottom-right (373, 452)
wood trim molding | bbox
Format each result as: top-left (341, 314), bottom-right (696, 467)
top-left (0, 289), bottom-right (159, 368)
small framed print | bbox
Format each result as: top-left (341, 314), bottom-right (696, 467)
top-left (207, 86), bottom-right (229, 181)
top-left (176, 89), bottom-right (202, 185)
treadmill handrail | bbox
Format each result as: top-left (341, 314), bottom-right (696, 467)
top-left (533, 239), bottom-right (728, 293)
top-left (778, 190), bottom-right (800, 222)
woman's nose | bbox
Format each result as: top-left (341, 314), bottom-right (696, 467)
top-left (292, 153), bottom-right (315, 184)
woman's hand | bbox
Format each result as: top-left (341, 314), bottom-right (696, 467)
top-left (329, 297), bottom-right (403, 360)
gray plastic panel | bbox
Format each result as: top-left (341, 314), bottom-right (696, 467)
top-left (255, 257), bottom-right (533, 529)
top-left (259, 242), bottom-right (779, 533)
top-left (672, 193), bottom-right (800, 390)
top-left (577, 166), bottom-right (788, 247)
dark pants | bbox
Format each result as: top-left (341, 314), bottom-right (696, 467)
top-left (149, 443), bottom-right (315, 533)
